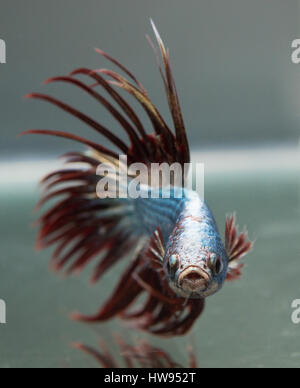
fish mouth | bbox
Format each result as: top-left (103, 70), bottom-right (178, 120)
top-left (177, 266), bottom-right (210, 293)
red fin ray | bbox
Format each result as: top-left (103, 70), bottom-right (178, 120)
top-left (95, 48), bottom-right (147, 94)
top-left (44, 76), bottom-right (148, 159)
top-left (100, 69), bottom-right (174, 141)
top-left (149, 20), bottom-right (190, 164)
top-left (225, 214), bottom-right (253, 281)
top-left (20, 129), bottom-right (119, 159)
top-left (25, 93), bottom-right (129, 154)
top-left (70, 67), bottom-right (149, 141)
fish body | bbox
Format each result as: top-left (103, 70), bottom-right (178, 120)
top-left (134, 188), bottom-right (228, 298)
top-left (22, 21), bottom-right (253, 336)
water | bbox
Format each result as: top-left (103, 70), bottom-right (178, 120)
top-left (0, 155), bottom-right (300, 368)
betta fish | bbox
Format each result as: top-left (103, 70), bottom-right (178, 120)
top-left (22, 21), bottom-right (253, 337)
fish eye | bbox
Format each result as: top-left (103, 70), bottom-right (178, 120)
top-left (168, 255), bottom-right (179, 272)
top-left (209, 253), bottom-right (223, 275)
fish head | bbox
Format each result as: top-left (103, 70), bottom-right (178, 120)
top-left (165, 243), bottom-right (228, 299)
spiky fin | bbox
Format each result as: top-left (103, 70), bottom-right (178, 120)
top-left (20, 22), bottom-right (196, 337)
top-left (149, 19), bottom-right (189, 161)
top-left (22, 21), bottom-right (190, 167)
top-left (225, 214), bottom-right (253, 281)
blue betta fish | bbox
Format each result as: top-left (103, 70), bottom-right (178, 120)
top-left (22, 21), bottom-right (252, 336)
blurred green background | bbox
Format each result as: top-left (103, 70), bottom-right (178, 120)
top-left (1, 0), bottom-right (300, 156)
top-left (1, 0), bottom-right (300, 368)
